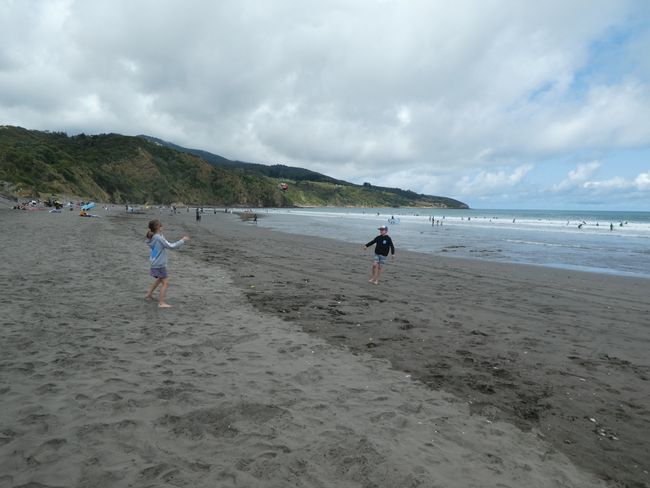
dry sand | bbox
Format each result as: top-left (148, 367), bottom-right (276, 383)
top-left (0, 207), bottom-right (648, 488)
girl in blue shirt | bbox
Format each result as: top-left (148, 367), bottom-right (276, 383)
top-left (145, 219), bottom-right (189, 308)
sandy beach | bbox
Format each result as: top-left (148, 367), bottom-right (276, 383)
top-left (1, 207), bottom-right (648, 488)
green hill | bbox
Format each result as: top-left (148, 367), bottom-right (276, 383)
top-left (139, 135), bottom-right (348, 186)
top-left (137, 135), bottom-right (469, 208)
top-left (0, 126), bottom-right (469, 208)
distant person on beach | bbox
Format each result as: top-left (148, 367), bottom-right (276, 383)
top-left (195, 207), bottom-right (201, 223)
top-left (145, 219), bottom-right (189, 308)
top-left (363, 225), bottom-right (395, 285)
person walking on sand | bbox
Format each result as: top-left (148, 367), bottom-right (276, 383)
top-left (363, 225), bottom-right (395, 285)
top-left (145, 219), bottom-right (189, 308)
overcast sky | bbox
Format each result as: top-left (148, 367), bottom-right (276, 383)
top-left (1, 0), bottom-right (649, 209)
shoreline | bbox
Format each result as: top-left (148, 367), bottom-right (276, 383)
top-left (248, 208), bottom-right (650, 280)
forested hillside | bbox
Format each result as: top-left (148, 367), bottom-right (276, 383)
top-left (0, 126), bottom-right (469, 208)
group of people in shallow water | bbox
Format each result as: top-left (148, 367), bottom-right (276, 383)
top-left (574, 220), bottom-right (627, 230)
top-left (144, 219), bottom-right (396, 308)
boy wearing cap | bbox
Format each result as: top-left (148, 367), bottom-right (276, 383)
top-left (363, 225), bottom-right (395, 284)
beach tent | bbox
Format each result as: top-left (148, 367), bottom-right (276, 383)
top-left (81, 202), bottom-right (96, 211)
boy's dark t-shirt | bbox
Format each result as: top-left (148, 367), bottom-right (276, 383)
top-left (366, 235), bottom-right (395, 256)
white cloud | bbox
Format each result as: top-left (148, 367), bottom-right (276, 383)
top-left (455, 164), bottom-right (534, 197)
top-left (554, 161), bottom-right (601, 191)
top-left (0, 0), bottom-right (649, 207)
top-left (545, 162), bottom-right (650, 208)
top-left (583, 176), bottom-right (629, 191)
top-left (634, 170), bottom-right (650, 190)
top-left (583, 170), bottom-right (650, 192)
top-left (535, 81), bottom-right (650, 152)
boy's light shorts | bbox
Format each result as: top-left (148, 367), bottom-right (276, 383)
top-left (373, 254), bottom-right (387, 266)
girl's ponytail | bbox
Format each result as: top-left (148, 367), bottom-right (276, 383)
top-left (147, 219), bottom-right (161, 239)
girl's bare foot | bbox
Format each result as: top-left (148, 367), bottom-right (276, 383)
top-left (144, 295), bottom-right (153, 300)
top-left (158, 302), bottom-right (172, 308)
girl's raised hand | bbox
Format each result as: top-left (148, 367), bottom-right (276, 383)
top-left (182, 236), bottom-right (190, 241)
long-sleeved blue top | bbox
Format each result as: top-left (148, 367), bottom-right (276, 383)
top-left (147, 234), bottom-right (185, 268)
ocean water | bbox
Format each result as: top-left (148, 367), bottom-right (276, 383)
top-left (250, 207), bottom-right (650, 279)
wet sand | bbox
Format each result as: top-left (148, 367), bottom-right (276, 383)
top-left (0, 207), bottom-right (648, 487)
